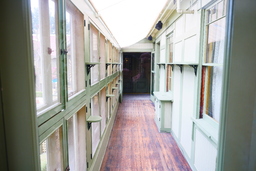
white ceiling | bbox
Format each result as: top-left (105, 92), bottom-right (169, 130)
top-left (89, 0), bottom-right (168, 47)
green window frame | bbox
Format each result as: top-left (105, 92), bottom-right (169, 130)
top-left (200, 0), bottom-right (227, 122)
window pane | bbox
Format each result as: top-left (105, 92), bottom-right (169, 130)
top-left (107, 85), bottom-right (111, 120)
top-left (90, 25), bottom-right (99, 85)
top-left (66, 0), bottom-right (85, 98)
top-left (166, 65), bottom-right (172, 91)
top-left (151, 53), bottom-right (155, 71)
top-left (91, 94), bottom-right (100, 157)
top-left (67, 107), bottom-right (87, 171)
top-left (100, 34), bottom-right (106, 80)
top-left (201, 1), bottom-right (227, 122)
top-left (205, 18), bottom-right (226, 63)
top-left (200, 66), bottom-right (223, 122)
top-left (40, 127), bottom-right (63, 171)
top-left (106, 41), bottom-right (112, 76)
top-left (151, 73), bottom-right (154, 95)
top-left (31, 0), bottom-right (60, 113)
top-left (168, 35), bottom-right (173, 63)
top-left (100, 88), bottom-right (106, 134)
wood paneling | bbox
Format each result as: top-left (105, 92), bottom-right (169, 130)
top-left (100, 95), bottom-right (191, 171)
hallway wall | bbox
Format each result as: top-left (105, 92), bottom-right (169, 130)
top-left (0, 0), bottom-right (122, 170)
top-left (150, 0), bottom-right (226, 170)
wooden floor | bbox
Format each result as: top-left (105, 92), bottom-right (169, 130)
top-left (100, 94), bottom-right (192, 171)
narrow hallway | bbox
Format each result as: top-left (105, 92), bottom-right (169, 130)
top-left (101, 94), bottom-right (191, 171)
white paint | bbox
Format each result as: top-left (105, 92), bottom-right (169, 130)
top-left (184, 35), bottom-right (197, 62)
top-left (194, 128), bottom-right (217, 171)
top-left (180, 67), bottom-right (195, 158)
top-left (174, 41), bottom-right (183, 63)
top-left (172, 67), bottom-right (182, 137)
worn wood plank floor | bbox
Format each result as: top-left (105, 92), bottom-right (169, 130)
top-left (100, 94), bottom-right (192, 171)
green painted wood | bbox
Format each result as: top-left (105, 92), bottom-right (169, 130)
top-left (87, 115), bottom-right (102, 122)
top-left (217, 0), bottom-right (256, 170)
top-left (1, 0), bottom-right (40, 170)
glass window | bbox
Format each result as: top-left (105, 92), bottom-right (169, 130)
top-left (66, 0), bottom-right (85, 98)
top-left (166, 65), bottom-right (172, 91)
top-left (91, 94), bottom-right (100, 157)
top-left (205, 17), bottom-right (226, 64)
top-left (168, 35), bottom-right (173, 63)
top-left (151, 53), bottom-right (155, 71)
top-left (31, 0), bottom-right (60, 113)
top-left (166, 34), bottom-right (173, 91)
top-left (40, 127), bottom-right (63, 171)
top-left (67, 107), bottom-right (87, 171)
top-left (100, 88), bottom-right (106, 135)
top-left (200, 0), bottom-right (226, 122)
top-left (100, 34), bottom-right (106, 80)
top-left (151, 73), bottom-right (155, 95)
top-left (107, 84), bottom-right (112, 119)
top-left (200, 66), bottom-right (223, 121)
top-left (90, 25), bottom-right (100, 85)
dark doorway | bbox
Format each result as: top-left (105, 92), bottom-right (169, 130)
top-left (123, 52), bottom-right (151, 93)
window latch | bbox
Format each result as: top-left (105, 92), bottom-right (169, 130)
top-left (65, 166), bottom-right (70, 171)
top-left (61, 49), bottom-right (68, 55)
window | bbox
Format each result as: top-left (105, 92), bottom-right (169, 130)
top-left (91, 94), bottom-right (100, 157)
top-left (100, 34), bottom-right (106, 80)
top-left (40, 127), bottom-right (63, 171)
top-left (66, 0), bottom-right (85, 98)
top-left (107, 41), bottom-right (112, 76)
top-left (100, 88), bottom-right (106, 134)
top-left (31, 0), bottom-right (60, 113)
top-left (90, 25), bottom-right (100, 85)
top-left (151, 53), bottom-right (155, 95)
top-left (200, 0), bottom-right (226, 122)
top-left (166, 34), bottom-right (173, 91)
top-left (107, 84), bottom-right (112, 119)
top-left (67, 107), bottom-right (86, 171)
top-left (166, 65), bottom-right (172, 91)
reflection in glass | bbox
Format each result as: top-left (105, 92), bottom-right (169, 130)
top-left (166, 65), bottom-right (172, 91)
top-left (205, 18), bottom-right (226, 63)
top-left (201, 0), bottom-right (226, 122)
top-left (200, 66), bottom-right (223, 122)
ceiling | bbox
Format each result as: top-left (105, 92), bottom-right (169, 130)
top-left (89, 0), bottom-right (169, 47)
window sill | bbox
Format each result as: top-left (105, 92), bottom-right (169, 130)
top-left (191, 114), bottom-right (219, 144)
top-left (153, 91), bottom-right (173, 101)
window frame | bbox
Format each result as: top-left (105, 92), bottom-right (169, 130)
top-left (66, 0), bottom-right (86, 99)
top-left (166, 33), bottom-right (174, 92)
top-left (199, 0), bottom-right (227, 122)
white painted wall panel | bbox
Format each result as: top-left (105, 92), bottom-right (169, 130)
top-left (175, 16), bottom-right (185, 38)
top-left (185, 11), bottom-right (197, 32)
top-left (180, 67), bottom-right (195, 158)
top-left (184, 36), bottom-right (197, 63)
top-left (164, 102), bottom-right (172, 128)
top-left (159, 67), bottom-right (165, 92)
top-left (172, 67), bottom-right (182, 138)
top-left (194, 128), bottom-right (217, 171)
top-left (160, 48), bottom-right (166, 63)
top-left (174, 41), bottom-right (183, 63)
